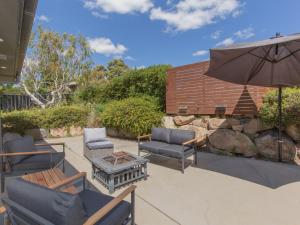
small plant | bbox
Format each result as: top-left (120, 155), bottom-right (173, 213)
top-left (100, 96), bottom-right (164, 136)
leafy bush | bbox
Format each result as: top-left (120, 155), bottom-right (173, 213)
top-left (1, 105), bottom-right (89, 134)
top-left (100, 96), bottom-right (164, 136)
top-left (260, 88), bottom-right (300, 127)
top-left (75, 65), bottom-right (171, 110)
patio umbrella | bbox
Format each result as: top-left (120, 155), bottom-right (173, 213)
top-left (205, 33), bottom-right (300, 162)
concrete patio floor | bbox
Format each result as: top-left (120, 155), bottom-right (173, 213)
top-left (48, 136), bottom-right (300, 225)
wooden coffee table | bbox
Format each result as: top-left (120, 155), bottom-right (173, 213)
top-left (91, 151), bottom-right (148, 193)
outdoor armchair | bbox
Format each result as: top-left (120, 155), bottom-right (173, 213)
top-left (138, 128), bottom-right (197, 173)
top-left (83, 128), bottom-right (114, 160)
top-left (2, 172), bottom-right (136, 225)
top-left (0, 135), bottom-right (65, 192)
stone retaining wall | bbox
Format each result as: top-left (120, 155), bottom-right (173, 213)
top-left (163, 115), bottom-right (300, 163)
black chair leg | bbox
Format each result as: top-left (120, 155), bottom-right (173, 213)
top-left (0, 173), bottom-right (4, 193)
top-left (131, 190), bottom-right (135, 225)
top-left (181, 156), bottom-right (185, 174)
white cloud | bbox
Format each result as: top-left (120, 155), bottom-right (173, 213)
top-left (193, 50), bottom-right (208, 56)
top-left (84, 0), bottom-right (153, 14)
top-left (125, 56), bottom-right (135, 61)
top-left (211, 30), bottom-right (221, 39)
top-left (137, 65), bottom-right (146, 69)
top-left (150, 0), bottom-right (241, 32)
top-left (88, 37), bottom-right (127, 57)
top-left (234, 27), bottom-right (255, 39)
top-left (91, 11), bottom-right (109, 19)
top-left (216, 37), bottom-right (234, 47)
top-left (38, 15), bottom-right (50, 22)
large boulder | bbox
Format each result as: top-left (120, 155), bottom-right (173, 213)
top-left (162, 116), bottom-right (177, 129)
top-left (243, 119), bottom-right (272, 136)
top-left (173, 115), bottom-right (195, 126)
top-left (285, 124), bottom-right (300, 141)
top-left (179, 125), bottom-right (208, 145)
top-left (255, 131), bottom-right (296, 162)
top-left (191, 118), bottom-right (208, 129)
top-left (208, 129), bottom-right (256, 157)
top-left (69, 126), bottom-right (83, 137)
top-left (50, 127), bottom-right (68, 138)
top-left (208, 118), bottom-right (230, 130)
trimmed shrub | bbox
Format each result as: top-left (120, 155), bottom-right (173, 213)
top-left (100, 96), bottom-right (164, 136)
top-left (260, 88), bottom-right (300, 127)
top-left (1, 105), bottom-right (89, 134)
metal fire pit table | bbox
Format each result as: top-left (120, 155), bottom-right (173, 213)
top-left (91, 151), bottom-right (148, 193)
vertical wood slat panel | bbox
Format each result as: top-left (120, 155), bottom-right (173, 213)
top-left (166, 61), bottom-right (270, 115)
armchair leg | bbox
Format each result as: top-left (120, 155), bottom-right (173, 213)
top-left (181, 156), bottom-right (185, 174)
top-left (131, 189), bottom-right (135, 225)
top-left (0, 173), bottom-right (4, 193)
top-left (62, 160), bottom-right (65, 173)
top-left (138, 148), bottom-right (140, 156)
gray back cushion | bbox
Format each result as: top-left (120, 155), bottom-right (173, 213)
top-left (169, 129), bottom-right (195, 145)
top-left (84, 128), bottom-right (107, 144)
top-left (4, 135), bottom-right (35, 165)
top-left (151, 128), bottom-right (171, 143)
top-left (7, 178), bottom-right (86, 225)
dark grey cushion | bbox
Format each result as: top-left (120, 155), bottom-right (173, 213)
top-left (6, 178), bottom-right (86, 225)
top-left (4, 135), bottom-right (35, 165)
top-left (151, 128), bottom-right (171, 143)
top-left (169, 129), bottom-right (195, 145)
top-left (158, 144), bottom-right (193, 159)
top-left (139, 141), bottom-right (168, 154)
top-left (86, 141), bottom-right (113, 150)
top-left (79, 190), bottom-right (131, 225)
top-left (12, 152), bottom-right (64, 171)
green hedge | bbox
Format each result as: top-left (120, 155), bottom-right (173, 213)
top-left (75, 65), bottom-right (171, 110)
top-left (100, 96), bottom-right (164, 136)
top-left (260, 88), bottom-right (300, 127)
top-left (2, 105), bottom-right (89, 134)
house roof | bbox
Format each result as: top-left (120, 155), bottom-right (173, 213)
top-left (0, 0), bottom-right (38, 83)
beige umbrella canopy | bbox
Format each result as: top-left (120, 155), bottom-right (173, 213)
top-left (205, 33), bottom-right (300, 161)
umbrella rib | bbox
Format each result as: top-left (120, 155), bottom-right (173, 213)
top-left (248, 52), bottom-right (273, 63)
top-left (277, 46), bottom-right (300, 63)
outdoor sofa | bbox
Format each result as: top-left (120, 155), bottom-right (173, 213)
top-left (0, 135), bottom-right (65, 192)
top-left (138, 128), bottom-right (197, 173)
top-left (2, 173), bottom-right (136, 225)
top-left (83, 128), bottom-right (114, 160)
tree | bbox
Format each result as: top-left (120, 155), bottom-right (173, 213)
top-left (106, 59), bottom-right (129, 79)
top-left (21, 26), bottom-right (92, 108)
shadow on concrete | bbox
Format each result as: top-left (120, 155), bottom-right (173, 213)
top-left (193, 151), bottom-right (300, 189)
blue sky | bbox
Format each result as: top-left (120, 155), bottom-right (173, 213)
top-left (35, 0), bottom-right (300, 68)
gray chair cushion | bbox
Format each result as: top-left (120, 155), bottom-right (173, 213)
top-left (4, 135), bottom-right (35, 165)
top-left (151, 128), bottom-right (171, 143)
top-left (86, 141), bottom-right (113, 150)
top-left (79, 190), bottom-right (131, 225)
top-left (12, 152), bottom-right (65, 171)
top-left (158, 144), bottom-right (193, 159)
top-left (84, 128), bottom-right (107, 144)
top-left (169, 129), bottom-right (195, 145)
top-left (6, 178), bottom-right (86, 225)
top-left (139, 141), bottom-right (168, 154)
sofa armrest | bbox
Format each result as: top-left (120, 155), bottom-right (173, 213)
top-left (0, 151), bottom-right (53, 157)
top-left (35, 142), bottom-right (65, 153)
top-left (182, 138), bottom-right (198, 146)
top-left (137, 134), bottom-right (151, 142)
top-left (83, 185), bottom-right (136, 225)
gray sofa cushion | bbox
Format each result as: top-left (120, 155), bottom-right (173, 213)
top-left (151, 128), bottom-right (171, 143)
top-left (158, 144), bottom-right (193, 159)
top-left (84, 128), bottom-right (107, 144)
top-left (139, 141), bottom-right (168, 154)
top-left (4, 135), bottom-right (35, 165)
top-left (169, 129), bottom-right (195, 145)
top-left (12, 152), bottom-right (64, 171)
top-left (86, 141), bottom-right (114, 150)
top-left (79, 190), bottom-right (131, 225)
top-left (6, 178), bottom-right (86, 225)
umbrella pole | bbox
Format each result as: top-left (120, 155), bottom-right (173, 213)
top-left (278, 87), bottom-right (283, 162)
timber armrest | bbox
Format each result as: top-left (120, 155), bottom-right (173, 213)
top-left (35, 142), bottom-right (65, 147)
top-left (49, 172), bottom-right (86, 190)
top-left (182, 138), bottom-right (198, 146)
top-left (137, 134), bottom-right (151, 141)
top-left (0, 150), bottom-right (53, 157)
top-left (83, 185), bottom-right (136, 225)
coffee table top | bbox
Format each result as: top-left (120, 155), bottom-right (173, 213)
top-left (91, 151), bottom-right (148, 174)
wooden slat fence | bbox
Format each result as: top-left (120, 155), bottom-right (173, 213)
top-left (166, 61), bottom-right (270, 116)
top-left (0, 94), bottom-right (32, 111)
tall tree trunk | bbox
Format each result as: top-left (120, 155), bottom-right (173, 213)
top-left (22, 83), bottom-right (46, 109)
